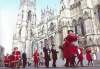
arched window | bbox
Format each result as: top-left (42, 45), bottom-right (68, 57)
top-left (44, 39), bottom-right (48, 47)
top-left (49, 22), bottom-right (54, 31)
top-left (72, 19), bottom-right (77, 34)
top-left (78, 17), bottom-right (85, 36)
top-left (41, 25), bottom-right (45, 34)
top-left (49, 36), bottom-right (54, 46)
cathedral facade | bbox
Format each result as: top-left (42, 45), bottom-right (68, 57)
top-left (13, 0), bottom-right (100, 59)
top-left (32, 7), bottom-right (61, 56)
top-left (59, 0), bottom-right (100, 59)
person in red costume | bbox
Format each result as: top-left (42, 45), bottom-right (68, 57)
top-left (86, 48), bottom-right (93, 66)
top-left (9, 53), bottom-right (15, 68)
top-left (63, 30), bottom-right (78, 67)
top-left (12, 47), bottom-right (21, 68)
top-left (33, 49), bottom-right (39, 68)
top-left (4, 54), bottom-right (10, 67)
top-left (77, 47), bottom-right (83, 66)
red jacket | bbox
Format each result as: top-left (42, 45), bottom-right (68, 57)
top-left (4, 56), bottom-right (10, 64)
top-left (9, 54), bottom-right (15, 63)
top-left (12, 51), bottom-right (21, 62)
top-left (78, 48), bottom-right (83, 61)
top-left (86, 52), bottom-right (92, 61)
top-left (33, 52), bottom-right (39, 63)
top-left (65, 33), bottom-right (78, 43)
top-left (63, 33), bottom-right (78, 59)
top-left (63, 42), bottom-right (78, 58)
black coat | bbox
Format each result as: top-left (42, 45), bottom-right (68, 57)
top-left (51, 49), bottom-right (58, 60)
top-left (43, 47), bottom-right (51, 61)
top-left (22, 52), bottom-right (27, 60)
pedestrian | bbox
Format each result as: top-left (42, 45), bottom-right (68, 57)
top-left (12, 47), bottom-right (21, 68)
top-left (9, 53), bottom-right (15, 68)
top-left (51, 46), bottom-right (58, 67)
top-left (86, 48), bottom-right (93, 66)
top-left (43, 46), bottom-right (51, 68)
top-left (77, 47), bottom-right (83, 66)
top-left (4, 54), bottom-right (10, 67)
top-left (27, 59), bottom-right (31, 66)
top-left (22, 52), bottom-right (27, 68)
top-left (33, 49), bottom-right (39, 68)
top-left (62, 30), bottom-right (79, 67)
top-left (39, 52), bottom-right (44, 66)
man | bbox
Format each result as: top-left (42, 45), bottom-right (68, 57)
top-left (51, 46), bottom-right (58, 67)
top-left (12, 47), bottom-right (21, 68)
top-left (39, 52), bottom-right (44, 66)
top-left (4, 54), bottom-right (10, 67)
top-left (43, 46), bottom-right (51, 68)
top-left (86, 48), bottom-right (93, 66)
top-left (77, 47), bottom-right (83, 66)
top-left (22, 52), bottom-right (27, 68)
top-left (9, 53), bottom-right (15, 68)
top-left (63, 30), bottom-right (78, 67)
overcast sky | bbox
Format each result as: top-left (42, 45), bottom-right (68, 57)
top-left (0, 0), bottom-right (60, 54)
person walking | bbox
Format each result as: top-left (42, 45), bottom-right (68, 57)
top-left (22, 52), bottom-right (27, 68)
top-left (12, 47), bottom-right (21, 68)
top-left (9, 53), bottom-right (15, 68)
top-left (62, 30), bottom-right (79, 67)
top-left (4, 54), bottom-right (10, 67)
top-left (39, 52), bottom-right (44, 66)
top-left (43, 46), bottom-right (51, 68)
top-left (51, 46), bottom-right (58, 67)
top-left (86, 48), bottom-right (93, 66)
top-left (33, 49), bottom-right (39, 68)
top-left (77, 47), bottom-right (83, 66)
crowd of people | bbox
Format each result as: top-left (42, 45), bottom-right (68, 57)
top-left (2, 30), bottom-right (94, 68)
top-left (4, 47), bottom-right (22, 68)
top-left (60, 30), bottom-right (93, 67)
top-left (3, 45), bottom-right (58, 68)
top-left (33, 45), bottom-right (58, 68)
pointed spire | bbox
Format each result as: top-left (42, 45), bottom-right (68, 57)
top-left (47, 5), bottom-right (49, 10)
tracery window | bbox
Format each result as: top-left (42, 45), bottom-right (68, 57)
top-left (41, 26), bottom-right (45, 34)
top-left (72, 18), bottom-right (85, 36)
top-left (78, 17), bottom-right (85, 36)
top-left (50, 36), bottom-right (54, 46)
top-left (49, 22), bottom-right (54, 31)
top-left (72, 19), bottom-right (77, 34)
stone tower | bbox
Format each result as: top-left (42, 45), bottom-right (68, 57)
top-left (13, 0), bottom-right (36, 58)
